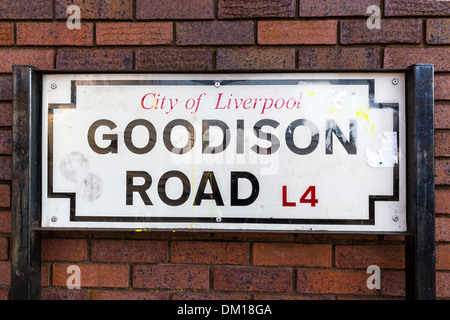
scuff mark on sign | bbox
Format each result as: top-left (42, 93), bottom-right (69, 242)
top-left (59, 151), bottom-right (89, 182)
top-left (60, 151), bottom-right (103, 201)
top-left (81, 172), bottom-right (103, 202)
top-left (328, 89), bottom-right (347, 113)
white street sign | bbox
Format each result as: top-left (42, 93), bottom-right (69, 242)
top-left (41, 73), bottom-right (406, 232)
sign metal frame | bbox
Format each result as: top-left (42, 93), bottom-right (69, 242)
top-left (10, 65), bottom-right (435, 299)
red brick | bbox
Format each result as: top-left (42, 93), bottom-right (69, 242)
top-left (56, 49), bottom-right (132, 70)
top-left (437, 245), bottom-right (450, 271)
top-left (381, 271), bottom-right (405, 296)
top-left (0, 212), bottom-right (10, 233)
top-left (91, 239), bottom-right (167, 263)
top-left (55, 0), bottom-right (132, 19)
top-left (385, 0), bottom-right (450, 16)
top-left (436, 190), bottom-right (450, 214)
top-left (340, 19), bottom-right (422, 44)
top-left (0, 131), bottom-right (12, 155)
top-left (53, 263), bottom-right (129, 288)
top-left (0, 288), bottom-right (8, 300)
top-left (0, 103), bottom-right (12, 127)
top-left (96, 22), bottom-right (172, 46)
top-left (297, 234), bottom-right (378, 241)
top-left (171, 292), bottom-right (250, 300)
top-left (92, 290), bottom-right (168, 300)
top-left (437, 272), bottom-right (450, 298)
top-left (0, 77), bottom-right (12, 101)
top-left (17, 23), bottom-right (93, 46)
top-left (137, 0), bottom-right (214, 19)
top-left (177, 21), bottom-right (254, 45)
top-left (0, 261), bottom-right (10, 285)
top-left (214, 266), bottom-right (292, 292)
top-left (0, 49), bottom-right (54, 73)
top-left (0, 24), bottom-right (13, 46)
top-left (384, 48), bottom-right (450, 72)
top-left (297, 269), bottom-right (375, 295)
top-left (436, 131), bottom-right (450, 157)
top-left (219, 0), bottom-right (295, 18)
top-left (382, 235), bottom-right (405, 242)
top-left (136, 48), bottom-right (213, 70)
top-left (435, 160), bottom-right (450, 185)
top-left (253, 243), bottom-right (331, 267)
top-left (41, 238), bottom-right (87, 262)
top-left (335, 245), bottom-right (404, 269)
top-left (300, 0), bottom-right (380, 17)
top-left (435, 102), bottom-right (450, 129)
top-left (436, 217), bottom-right (450, 241)
top-left (427, 19), bottom-right (450, 44)
top-left (217, 48), bottom-right (296, 70)
top-left (298, 48), bottom-right (381, 69)
top-left (213, 231), bottom-right (294, 240)
top-left (0, 185), bottom-right (10, 208)
top-left (0, 237), bottom-right (7, 260)
top-left (435, 76), bottom-right (450, 101)
top-left (258, 21), bottom-right (337, 45)
top-left (0, 0), bottom-right (52, 19)
top-left (41, 289), bottom-right (89, 300)
top-left (171, 241), bottom-right (249, 265)
top-left (133, 265), bottom-right (209, 290)
top-left (0, 157), bottom-right (11, 181)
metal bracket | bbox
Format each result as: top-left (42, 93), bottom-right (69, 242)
top-left (405, 64), bottom-right (436, 300)
top-left (11, 66), bottom-right (42, 300)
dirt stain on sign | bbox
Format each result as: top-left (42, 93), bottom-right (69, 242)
top-left (59, 151), bottom-right (103, 202)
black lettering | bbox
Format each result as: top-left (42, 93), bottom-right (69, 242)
top-left (231, 171), bottom-right (259, 206)
top-left (124, 119), bottom-right (157, 154)
top-left (285, 119), bottom-right (319, 155)
top-left (236, 119), bottom-right (244, 154)
top-left (126, 171), bottom-right (152, 205)
top-left (325, 120), bottom-right (357, 154)
top-left (158, 171), bottom-right (190, 206)
top-left (202, 119), bottom-right (230, 154)
top-left (251, 119), bottom-right (280, 155)
top-left (163, 119), bottom-right (195, 154)
top-left (193, 171), bottom-right (224, 206)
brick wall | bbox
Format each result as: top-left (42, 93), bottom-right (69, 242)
top-left (0, 0), bottom-right (449, 300)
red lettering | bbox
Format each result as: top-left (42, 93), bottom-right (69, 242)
top-left (141, 93), bottom-right (156, 110)
top-left (300, 186), bottom-right (318, 207)
top-left (282, 185), bottom-right (296, 207)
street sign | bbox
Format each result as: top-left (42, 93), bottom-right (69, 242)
top-left (41, 73), bottom-right (406, 232)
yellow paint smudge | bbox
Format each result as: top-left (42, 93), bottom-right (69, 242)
top-left (356, 103), bottom-right (371, 122)
top-left (356, 110), bottom-right (369, 121)
top-left (356, 103), bottom-right (375, 136)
